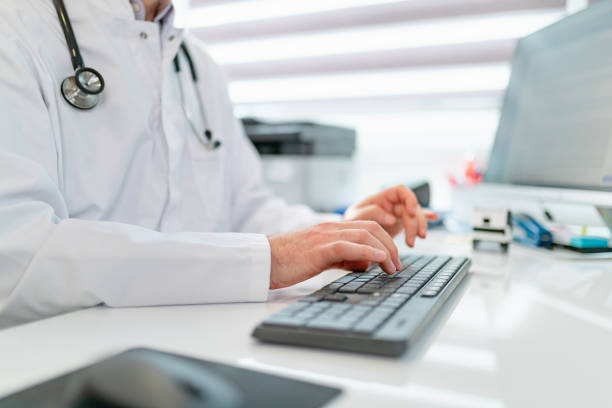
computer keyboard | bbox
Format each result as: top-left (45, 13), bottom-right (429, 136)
top-left (252, 254), bottom-right (471, 357)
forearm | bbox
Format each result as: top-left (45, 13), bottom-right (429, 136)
top-left (0, 213), bottom-right (271, 327)
top-left (0, 156), bottom-right (271, 327)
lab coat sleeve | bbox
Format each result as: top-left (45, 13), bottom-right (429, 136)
top-left (0, 37), bottom-right (270, 328)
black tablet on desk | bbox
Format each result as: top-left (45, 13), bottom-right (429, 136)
top-left (0, 348), bottom-right (341, 408)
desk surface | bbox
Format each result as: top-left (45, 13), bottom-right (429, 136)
top-left (1, 231), bottom-right (611, 408)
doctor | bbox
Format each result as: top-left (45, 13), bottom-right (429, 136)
top-left (0, 0), bottom-right (436, 327)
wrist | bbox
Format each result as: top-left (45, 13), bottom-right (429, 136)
top-left (268, 236), bottom-right (283, 289)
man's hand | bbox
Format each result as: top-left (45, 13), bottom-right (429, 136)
top-left (268, 221), bottom-right (401, 289)
top-left (344, 185), bottom-right (437, 247)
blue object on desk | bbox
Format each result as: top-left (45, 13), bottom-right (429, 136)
top-left (570, 236), bottom-right (609, 249)
top-left (513, 213), bottom-right (553, 248)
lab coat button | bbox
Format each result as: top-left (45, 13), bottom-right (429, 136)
top-left (140, 32), bottom-right (148, 39)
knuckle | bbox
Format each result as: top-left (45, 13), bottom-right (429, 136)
top-left (314, 223), bottom-right (327, 232)
top-left (360, 247), bottom-right (372, 258)
top-left (318, 222), bottom-right (337, 230)
top-left (368, 204), bottom-right (382, 212)
top-left (364, 220), bottom-right (378, 229)
top-left (357, 229), bottom-right (370, 241)
top-left (329, 241), bottom-right (346, 253)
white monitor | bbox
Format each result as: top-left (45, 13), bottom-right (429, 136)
top-left (482, 1), bottom-right (612, 229)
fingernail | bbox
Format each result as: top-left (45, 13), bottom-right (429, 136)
top-left (384, 215), bottom-right (396, 224)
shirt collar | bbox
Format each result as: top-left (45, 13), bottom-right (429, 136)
top-left (128, 0), bottom-right (173, 24)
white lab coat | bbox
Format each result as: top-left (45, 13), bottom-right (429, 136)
top-left (0, 0), bottom-right (337, 328)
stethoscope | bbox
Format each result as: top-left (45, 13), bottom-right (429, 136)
top-left (52, 0), bottom-right (221, 150)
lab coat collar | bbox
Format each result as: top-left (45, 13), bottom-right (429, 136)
top-left (95, 0), bottom-right (184, 63)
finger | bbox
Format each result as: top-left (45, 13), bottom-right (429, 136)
top-left (416, 206), bottom-right (428, 238)
top-left (350, 204), bottom-right (397, 226)
top-left (393, 203), bottom-right (404, 218)
top-left (358, 185), bottom-right (417, 215)
top-left (324, 241), bottom-right (387, 268)
top-left (402, 210), bottom-right (418, 247)
top-left (387, 186), bottom-right (419, 217)
top-left (338, 229), bottom-right (396, 273)
top-left (342, 221), bottom-right (401, 270)
top-left (424, 209), bottom-right (438, 221)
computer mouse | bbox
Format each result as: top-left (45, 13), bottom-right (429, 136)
top-left (68, 350), bottom-right (243, 408)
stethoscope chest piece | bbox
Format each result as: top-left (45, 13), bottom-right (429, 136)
top-left (61, 67), bottom-right (105, 110)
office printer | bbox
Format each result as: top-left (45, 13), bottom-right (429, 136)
top-left (241, 118), bottom-right (357, 212)
top-left (242, 118), bottom-right (356, 157)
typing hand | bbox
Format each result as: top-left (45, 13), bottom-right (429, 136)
top-left (268, 221), bottom-right (401, 289)
top-left (343, 185), bottom-right (438, 247)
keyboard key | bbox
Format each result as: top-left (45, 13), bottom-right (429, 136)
top-left (421, 290), bottom-right (438, 297)
top-left (323, 294), bottom-right (348, 302)
top-left (307, 320), bottom-right (354, 332)
top-left (294, 310), bottom-right (318, 319)
top-left (311, 289), bottom-right (333, 297)
top-left (380, 301), bottom-right (404, 310)
top-left (396, 287), bottom-right (418, 295)
top-left (299, 296), bottom-right (322, 303)
top-left (353, 319), bottom-right (382, 334)
top-left (309, 303), bottom-right (332, 312)
top-left (279, 302), bottom-right (309, 314)
top-left (359, 299), bottom-right (381, 307)
top-left (335, 275), bottom-right (357, 284)
top-left (357, 286), bottom-right (377, 294)
top-left (322, 282), bottom-right (345, 292)
top-left (329, 303), bottom-right (351, 311)
top-left (338, 282), bottom-right (365, 293)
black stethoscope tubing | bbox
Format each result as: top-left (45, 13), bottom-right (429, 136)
top-left (53, 0), bottom-right (83, 69)
top-left (53, 0), bottom-right (105, 97)
top-left (173, 43), bottom-right (219, 149)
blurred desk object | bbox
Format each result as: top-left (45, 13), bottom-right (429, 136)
top-left (242, 118), bottom-right (357, 212)
top-left (242, 118), bottom-right (356, 157)
top-left (0, 231), bottom-right (610, 408)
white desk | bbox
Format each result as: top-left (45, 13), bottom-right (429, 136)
top-left (1, 231), bottom-right (611, 407)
